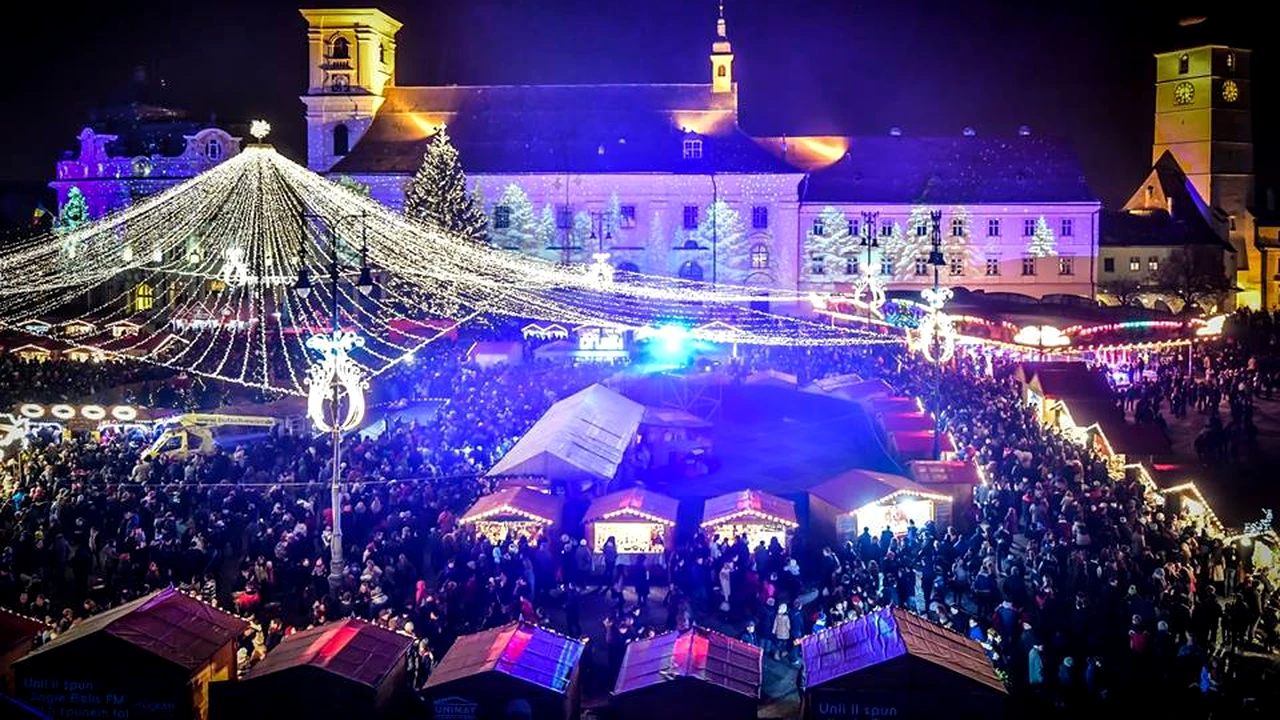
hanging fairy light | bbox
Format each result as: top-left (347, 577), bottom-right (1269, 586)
top-left (304, 331), bottom-right (368, 433)
top-left (217, 246), bottom-right (251, 286)
top-left (849, 264), bottom-right (887, 317)
top-left (915, 286), bottom-right (956, 364)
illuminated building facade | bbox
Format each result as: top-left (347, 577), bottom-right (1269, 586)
top-left (306, 6), bottom-right (1101, 300)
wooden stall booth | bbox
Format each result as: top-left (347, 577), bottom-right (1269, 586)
top-left (888, 430), bottom-right (957, 461)
top-left (583, 487), bottom-right (679, 559)
top-left (701, 489), bottom-right (798, 551)
top-left (0, 608), bottom-right (45, 695)
top-left (908, 460), bottom-right (983, 531)
top-left (808, 469), bottom-right (952, 544)
top-left (801, 607), bottom-right (1007, 720)
top-left (423, 621), bottom-right (585, 720)
top-left (458, 487), bottom-right (564, 544)
top-left (612, 627), bottom-right (762, 720)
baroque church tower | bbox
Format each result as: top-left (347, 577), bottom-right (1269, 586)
top-left (710, 1), bottom-right (735, 94)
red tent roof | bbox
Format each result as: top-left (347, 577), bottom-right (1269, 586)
top-left (891, 431), bottom-right (956, 455)
top-left (613, 628), bottom-right (762, 699)
top-left (868, 397), bottom-right (920, 415)
top-left (583, 487), bottom-right (679, 525)
top-left (878, 412), bottom-right (933, 432)
top-left (18, 587), bottom-right (246, 673)
top-left (425, 621), bottom-right (585, 695)
top-left (459, 487), bottom-right (564, 525)
top-left (808, 469), bottom-right (942, 513)
top-left (801, 607), bottom-right (1005, 694)
top-left (701, 490), bottom-right (797, 528)
top-left (245, 618), bottom-right (412, 687)
top-left (0, 608), bottom-right (47, 655)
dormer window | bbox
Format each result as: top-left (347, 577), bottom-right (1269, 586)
top-left (682, 137), bottom-right (703, 160)
top-left (1178, 53), bottom-right (1189, 74)
top-left (205, 139), bottom-right (222, 160)
top-left (332, 37), bottom-right (351, 60)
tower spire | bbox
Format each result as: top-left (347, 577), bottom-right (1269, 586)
top-left (717, 0), bottom-right (727, 38)
top-left (710, 0), bottom-right (734, 93)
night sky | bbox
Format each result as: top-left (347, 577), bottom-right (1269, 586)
top-left (0, 0), bottom-right (1272, 210)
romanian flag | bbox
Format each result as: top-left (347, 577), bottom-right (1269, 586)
top-left (31, 204), bottom-right (49, 225)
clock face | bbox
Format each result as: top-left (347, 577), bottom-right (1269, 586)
top-left (1223, 79), bottom-right (1240, 102)
top-left (1174, 82), bottom-right (1195, 105)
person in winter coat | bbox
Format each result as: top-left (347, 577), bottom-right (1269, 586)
top-left (1028, 643), bottom-right (1045, 690)
top-left (772, 602), bottom-right (792, 661)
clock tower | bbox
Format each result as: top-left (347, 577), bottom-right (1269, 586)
top-left (1152, 44), bottom-right (1257, 304)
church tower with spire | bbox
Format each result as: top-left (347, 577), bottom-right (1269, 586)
top-left (711, 1), bottom-right (734, 94)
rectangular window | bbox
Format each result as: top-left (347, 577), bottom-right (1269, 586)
top-left (914, 257), bottom-right (928, 276)
top-left (811, 216), bottom-right (825, 236)
top-left (1061, 218), bottom-right (1074, 237)
top-left (848, 220), bottom-right (860, 238)
top-left (951, 218), bottom-right (966, 237)
top-left (881, 258), bottom-right (893, 276)
top-left (1058, 256), bottom-right (1074, 275)
top-left (1023, 218), bottom-right (1036, 236)
top-left (810, 253), bottom-right (825, 275)
top-left (556, 205), bottom-right (573, 230)
top-left (493, 205), bottom-right (512, 229)
top-left (915, 221), bottom-right (929, 237)
top-left (1022, 257), bottom-right (1036, 276)
top-left (620, 205), bottom-right (637, 229)
top-left (987, 219), bottom-right (1001, 237)
top-left (683, 205), bottom-right (699, 230)
top-left (682, 138), bottom-right (703, 160)
top-left (1229, 216), bottom-right (1237, 231)
top-left (751, 205), bottom-right (768, 229)
top-left (985, 257), bottom-right (1000, 276)
top-left (881, 223), bottom-right (894, 238)
top-left (1129, 256), bottom-right (1141, 271)
top-left (949, 254), bottom-right (964, 276)
top-left (1148, 256), bottom-right (1159, 272)
top-left (1103, 257), bottom-right (1115, 273)
top-left (847, 257), bottom-right (860, 276)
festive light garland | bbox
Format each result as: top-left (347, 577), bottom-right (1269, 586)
top-left (304, 331), bottom-right (369, 433)
top-left (913, 287), bottom-right (957, 364)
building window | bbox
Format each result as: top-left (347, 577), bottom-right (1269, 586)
top-left (683, 205), bottom-right (699, 230)
top-left (678, 261), bottom-right (704, 281)
top-left (847, 257), bottom-right (859, 275)
top-left (134, 283), bottom-right (154, 312)
top-left (556, 205), bottom-right (572, 230)
top-left (1022, 257), bottom-right (1036, 276)
top-left (1058, 256), bottom-right (1074, 275)
top-left (951, 217), bottom-right (966, 237)
top-left (620, 205), bottom-right (637, 229)
top-left (1226, 51), bottom-right (1236, 72)
top-left (914, 257), bottom-right (928, 276)
top-left (810, 254), bottom-right (825, 275)
top-left (1023, 218), bottom-right (1036, 236)
top-left (206, 140), bottom-right (222, 160)
top-left (333, 124), bottom-right (349, 156)
top-left (949, 254), bottom-right (964, 276)
top-left (1178, 53), bottom-right (1189, 74)
top-left (1229, 215), bottom-right (1237, 231)
top-left (1129, 256), bottom-right (1141, 272)
top-left (914, 219), bottom-right (928, 237)
top-left (987, 219), bottom-right (1001, 237)
top-left (985, 257), bottom-right (1000, 276)
top-left (880, 223), bottom-right (894, 238)
top-left (1061, 218), bottom-right (1073, 237)
top-left (332, 37), bottom-right (351, 60)
top-left (848, 219), bottom-right (860, 238)
top-left (493, 205), bottom-right (512, 229)
top-left (717, 65), bottom-right (727, 78)
top-left (811, 216), bottom-right (825, 236)
top-left (1148, 256), bottom-right (1159, 272)
top-left (751, 205), bottom-right (769, 229)
top-left (881, 257), bottom-right (893, 276)
top-left (379, 43), bottom-right (387, 64)
top-left (751, 243), bottom-right (770, 269)
top-left (1103, 257), bottom-right (1115, 273)
top-left (682, 138), bottom-right (703, 160)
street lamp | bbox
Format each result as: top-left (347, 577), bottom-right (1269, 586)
top-left (295, 210), bottom-right (374, 595)
top-left (860, 211), bottom-right (880, 321)
top-left (927, 210), bottom-right (946, 460)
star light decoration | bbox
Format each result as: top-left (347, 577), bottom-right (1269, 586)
top-left (849, 264), bottom-right (887, 317)
top-left (217, 246), bottom-right (251, 286)
top-left (249, 120), bottom-right (271, 142)
top-left (304, 331), bottom-right (369, 433)
top-left (914, 287), bottom-right (956, 364)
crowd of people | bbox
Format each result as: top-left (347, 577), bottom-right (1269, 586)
top-left (1, 316), bottom-right (1278, 716)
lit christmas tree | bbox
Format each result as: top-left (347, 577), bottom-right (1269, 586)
top-left (403, 127), bottom-right (488, 243)
top-left (490, 183), bottom-right (537, 252)
top-left (334, 175), bottom-right (371, 197)
top-left (57, 187), bottom-right (90, 257)
top-left (534, 204), bottom-right (559, 261)
top-left (604, 192), bottom-right (623, 237)
top-left (697, 200), bottom-right (747, 282)
top-left (1027, 215), bottom-right (1057, 257)
top-left (645, 210), bottom-right (667, 273)
top-left (944, 205), bottom-right (976, 273)
top-left (806, 206), bottom-right (850, 279)
top-left (570, 211), bottom-right (593, 262)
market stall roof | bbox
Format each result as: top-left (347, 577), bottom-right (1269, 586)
top-left (1024, 364), bottom-right (1113, 400)
top-left (16, 587), bottom-right (246, 673)
top-left (0, 607), bottom-right (47, 655)
top-left (641, 406), bottom-right (712, 429)
top-left (878, 412), bottom-right (933, 432)
top-left (487, 383), bottom-right (645, 483)
top-left (583, 487), bottom-right (680, 525)
top-left (244, 618), bottom-right (412, 687)
top-left (459, 487), bottom-right (564, 525)
top-left (891, 431), bottom-right (956, 457)
top-left (1094, 417), bottom-right (1172, 457)
top-left (809, 469), bottom-right (948, 513)
top-left (614, 627), bottom-right (762, 699)
top-left (867, 396), bottom-right (921, 415)
top-left (701, 489), bottom-right (798, 529)
top-left (467, 340), bottom-right (523, 368)
top-left (802, 373), bottom-right (861, 394)
top-left (743, 369), bottom-right (798, 388)
top-left (425, 621), bottom-right (585, 695)
top-left (801, 607), bottom-right (1005, 694)
top-left (909, 460), bottom-right (981, 487)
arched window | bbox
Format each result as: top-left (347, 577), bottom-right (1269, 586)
top-left (1226, 51), bottom-right (1236, 72)
top-left (1178, 53), bottom-right (1189, 74)
top-left (678, 261), bottom-right (704, 281)
top-left (134, 283), bottom-right (154, 312)
top-left (717, 65), bottom-right (727, 77)
top-left (332, 37), bottom-right (350, 60)
top-left (682, 239), bottom-right (700, 250)
top-left (205, 140), bottom-right (221, 160)
top-left (750, 243), bottom-right (769, 269)
top-left (333, 124), bottom-right (350, 156)
top-left (378, 43), bottom-right (387, 64)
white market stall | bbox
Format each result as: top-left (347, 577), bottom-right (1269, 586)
top-left (458, 487), bottom-right (564, 544)
top-left (583, 487), bottom-right (679, 559)
top-left (808, 468), bottom-right (952, 542)
top-left (701, 489), bottom-right (798, 550)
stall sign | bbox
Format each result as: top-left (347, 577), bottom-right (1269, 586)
top-left (433, 696), bottom-right (478, 719)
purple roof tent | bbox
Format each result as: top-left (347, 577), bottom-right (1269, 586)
top-left (613, 627), bottom-right (762, 720)
top-left (423, 621), bottom-right (586, 720)
top-left (801, 608), bottom-right (1005, 719)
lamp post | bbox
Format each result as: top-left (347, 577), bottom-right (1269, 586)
top-left (928, 210), bottom-right (945, 460)
top-left (860, 211), bottom-right (880, 321)
top-left (295, 210), bottom-right (374, 595)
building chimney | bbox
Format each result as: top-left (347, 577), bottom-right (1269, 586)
top-left (962, 126), bottom-right (976, 137)
top-left (1018, 125), bottom-right (1032, 137)
top-left (889, 126), bottom-right (902, 137)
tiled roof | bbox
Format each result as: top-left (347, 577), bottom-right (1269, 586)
top-left (613, 628), bottom-right (762, 699)
top-left (425, 621), bottom-right (584, 695)
top-left (458, 487), bottom-right (564, 525)
top-left (1110, 151), bottom-right (1233, 250)
top-left (583, 487), bottom-right (680, 524)
top-left (330, 84), bottom-right (797, 175)
top-left (803, 136), bottom-right (1095, 204)
top-left (801, 607), bottom-right (1005, 694)
top-left (701, 489), bottom-right (797, 528)
top-left (245, 618), bottom-right (412, 688)
top-left (807, 469), bottom-right (935, 513)
top-left (18, 587), bottom-right (246, 673)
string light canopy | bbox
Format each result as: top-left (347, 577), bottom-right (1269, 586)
top-left (0, 146), bottom-right (892, 393)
